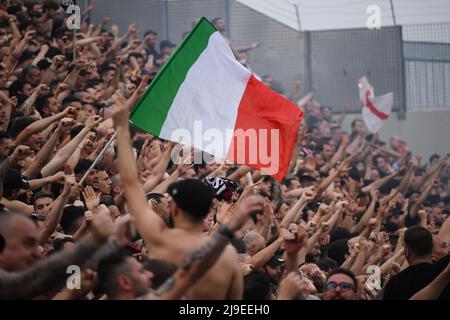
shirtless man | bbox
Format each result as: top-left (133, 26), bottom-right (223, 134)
top-left (112, 93), bottom-right (263, 299)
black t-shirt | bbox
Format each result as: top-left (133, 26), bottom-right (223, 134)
top-left (383, 254), bottom-right (450, 300)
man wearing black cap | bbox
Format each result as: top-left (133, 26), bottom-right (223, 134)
top-left (263, 255), bottom-right (285, 297)
top-left (113, 94), bottom-right (264, 299)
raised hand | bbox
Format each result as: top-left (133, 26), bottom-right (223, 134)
top-left (226, 195), bottom-right (264, 233)
top-left (62, 174), bottom-right (78, 196)
top-left (85, 115), bottom-right (102, 129)
top-left (56, 118), bottom-right (75, 134)
top-left (88, 206), bottom-right (115, 246)
top-left (51, 171), bottom-right (66, 183)
top-left (300, 188), bottom-right (316, 203)
top-left (111, 92), bottom-right (129, 129)
top-left (284, 223), bottom-right (307, 254)
top-left (36, 84), bottom-right (49, 96)
top-left (61, 106), bottom-right (78, 119)
top-left (52, 55), bottom-right (65, 66)
top-left (82, 185), bottom-right (101, 211)
top-left (278, 272), bottom-right (308, 300)
top-left (11, 145), bottom-right (33, 162)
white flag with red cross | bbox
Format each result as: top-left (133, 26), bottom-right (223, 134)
top-left (358, 76), bottom-right (393, 133)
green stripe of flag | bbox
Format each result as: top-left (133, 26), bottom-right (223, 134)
top-left (130, 17), bottom-right (217, 136)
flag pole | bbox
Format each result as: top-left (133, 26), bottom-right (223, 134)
top-left (79, 132), bottom-right (117, 185)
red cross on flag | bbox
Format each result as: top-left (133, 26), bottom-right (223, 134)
top-left (358, 76), bottom-right (393, 133)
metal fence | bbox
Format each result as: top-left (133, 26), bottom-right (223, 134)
top-left (88, 0), bottom-right (450, 113)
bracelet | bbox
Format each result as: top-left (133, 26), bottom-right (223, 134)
top-left (218, 224), bottom-right (235, 240)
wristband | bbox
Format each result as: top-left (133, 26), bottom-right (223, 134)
top-left (218, 224), bottom-right (235, 240)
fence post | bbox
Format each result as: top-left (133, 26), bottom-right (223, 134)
top-left (160, 0), bottom-right (169, 41)
top-left (225, 0), bottom-right (231, 39)
top-left (303, 31), bottom-right (313, 93)
top-left (398, 25), bottom-right (407, 120)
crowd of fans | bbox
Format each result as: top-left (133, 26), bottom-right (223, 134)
top-left (0, 0), bottom-right (449, 300)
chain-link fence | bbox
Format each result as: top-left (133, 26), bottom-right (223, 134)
top-left (403, 24), bottom-right (450, 111)
top-left (88, 0), bottom-right (450, 113)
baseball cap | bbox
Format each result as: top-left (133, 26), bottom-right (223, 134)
top-left (299, 174), bottom-right (317, 185)
top-left (167, 179), bottom-right (214, 220)
top-left (265, 255), bottom-right (285, 268)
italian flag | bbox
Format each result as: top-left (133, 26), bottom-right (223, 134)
top-left (130, 18), bottom-right (303, 181)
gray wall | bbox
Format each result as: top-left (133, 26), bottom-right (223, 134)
top-left (342, 111), bottom-right (450, 160)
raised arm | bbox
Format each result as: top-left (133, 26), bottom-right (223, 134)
top-left (409, 179), bottom-right (437, 219)
top-left (112, 93), bottom-right (168, 248)
top-left (351, 189), bottom-right (378, 234)
top-left (142, 144), bottom-right (174, 194)
top-left (361, 170), bottom-right (400, 194)
top-left (16, 84), bottom-right (48, 117)
top-left (280, 189), bottom-right (315, 229)
top-left (15, 106), bottom-right (75, 145)
top-left (0, 92), bottom-right (14, 132)
top-left (23, 120), bottom-right (68, 179)
top-left (247, 230), bottom-right (288, 269)
top-left (41, 116), bottom-right (100, 177)
top-left (0, 146), bottom-right (33, 198)
top-left (38, 175), bottom-right (75, 244)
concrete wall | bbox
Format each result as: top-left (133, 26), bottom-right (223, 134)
top-left (341, 110), bottom-right (450, 160)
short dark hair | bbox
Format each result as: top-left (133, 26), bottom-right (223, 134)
top-left (62, 96), bottom-right (81, 109)
top-left (8, 116), bottom-right (35, 137)
top-left (52, 237), bottom-right (75, 252)
top-left (32, 191), bottom-right (55, 204)
top-left (144, 30), bottom-right (157, 37)
top-left (326, 239), bottom-right (349, 266)
top-left (243, 270), bottom-right (271, 300)
top-left (43, 0), bottom-right (60, 11)
top-left (146, 193), bottom-right (164, 203)
top-left (35, 93), bottom-right (54, 114)
top-left (404, 226), bottom-right (433, 257)
top-left (60, 206), bottom-right (85, 234)
top-left (429, 154), bottom-right (440, 163)
top-left (326, 268), bottom-right (357, 292)
top-left (316, 258), bottom-right (338, 273)
top-left (143, 259), bottom-right (177, 289)
top-left (0, 131), bottom-right (13, 142)
top-left (330, 227), bottom-right (352, 243)
top-left (22, 65), bottom-right (39, 78)
top-left (97, 249), bottom-right (132, 296)
top-left (74, 159), bottom-right (94, 175)
top-left (70, 125), bottom-right (85, 139)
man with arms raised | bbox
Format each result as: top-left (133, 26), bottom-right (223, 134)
top-left (112, 93), bottom-right (263, 299)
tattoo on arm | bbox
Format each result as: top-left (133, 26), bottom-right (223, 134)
top-left (0, 238), bottom-right (98, 300)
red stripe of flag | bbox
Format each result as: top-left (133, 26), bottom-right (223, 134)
top-left (365, 90), bottom-right (389, 120)
top-left (226, 75), bottom-right (303, 181)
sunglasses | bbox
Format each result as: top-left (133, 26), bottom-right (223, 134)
top-left (325, 281), bottom-right (354, 291)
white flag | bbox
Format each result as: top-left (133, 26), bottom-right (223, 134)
top-left (358, 76), bottom-right (393, 133)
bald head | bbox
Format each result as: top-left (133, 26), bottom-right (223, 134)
top-left (0, 213), bottom-right (40, 272)
top-left (243, 232), bottom-right (266, 256)
top-left (433, 235), bottom-right (449, 263)
top-left (0, 213), bottom-right (36, 240)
